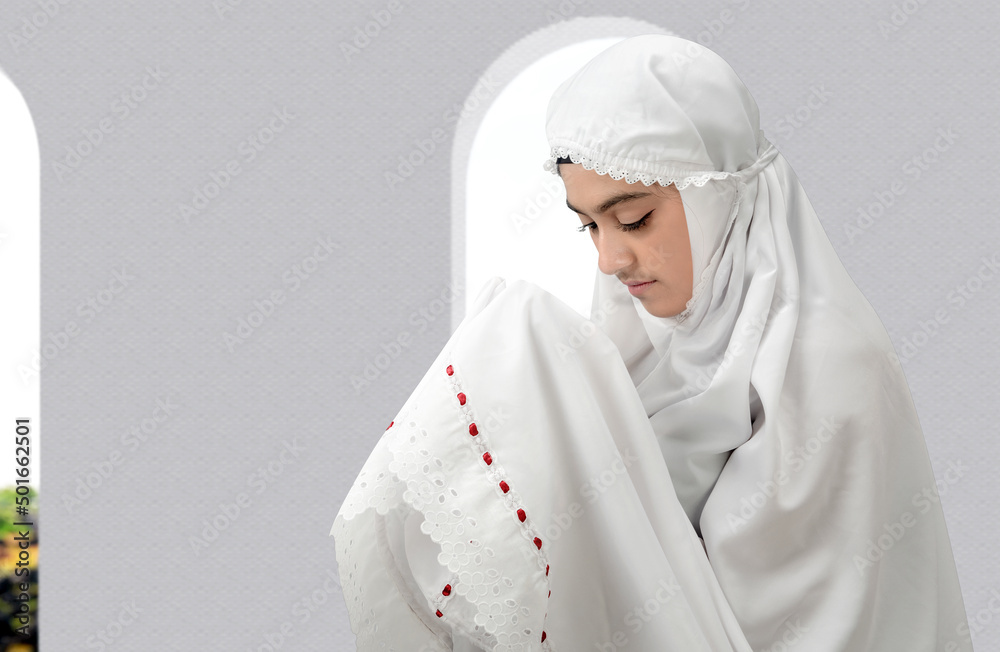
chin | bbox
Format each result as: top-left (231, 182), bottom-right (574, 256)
top-left (643, 297), bottom-right (690, 319)
top-left (648, 307), bottom-right (683, 318)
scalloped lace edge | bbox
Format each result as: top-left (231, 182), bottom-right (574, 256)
top-left (333, 358), bottom-right (555, 651)
top-left (542, 145), bottom-right (733, 190)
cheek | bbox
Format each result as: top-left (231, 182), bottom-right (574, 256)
top-left (654, 216), bottom-right (691, 278)
top-left (642, 229), bottom-right (687, 278)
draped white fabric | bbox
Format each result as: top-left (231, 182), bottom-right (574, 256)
top-left (331, 34), bottom-right (972, 651)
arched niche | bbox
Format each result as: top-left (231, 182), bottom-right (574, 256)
top-left (0, 66), bottom-right (40, 486)
top-left (450, 16), bottom-right (676, 332)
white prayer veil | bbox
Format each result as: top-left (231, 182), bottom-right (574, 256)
top-left (544, 33), bottom-right (781, 531)
top-left (332, 33), bottom-right (972, 652)
top-left (544, 34), bottom-right (971, 649)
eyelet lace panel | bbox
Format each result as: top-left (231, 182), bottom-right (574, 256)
top-left (333, 357), bottom-right (553, 651)
top-left (333, 404), bottom-right (453, 651)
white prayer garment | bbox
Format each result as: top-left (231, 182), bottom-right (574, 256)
top-left (331, 34), bottom-right (972, 651)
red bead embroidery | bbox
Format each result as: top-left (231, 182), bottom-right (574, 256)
top-left (436, 609), bottom-right (443, 617)
top-left (445, 359), bottom-right (551, 634)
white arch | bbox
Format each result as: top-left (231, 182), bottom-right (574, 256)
top-left (0, 66), bottom-right (40, 487)
top-left (450, 16), bottom-right (676, 332)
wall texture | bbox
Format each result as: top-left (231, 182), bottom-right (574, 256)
top-left (0, 1), bottom-right (995, 649)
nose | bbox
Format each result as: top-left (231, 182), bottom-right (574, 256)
top-left (593, 229), bottom-right (637, 277)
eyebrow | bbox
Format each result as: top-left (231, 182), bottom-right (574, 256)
top-left (565, 191), bottom-right (652, 217)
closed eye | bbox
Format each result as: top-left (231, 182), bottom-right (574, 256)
top-left (576, 210), bottom-right (653, 234)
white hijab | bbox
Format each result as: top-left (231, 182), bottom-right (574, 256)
top-left (546, 33), bottom-right (970, 646)
top-left (332, 34), bottom-right (972, 651)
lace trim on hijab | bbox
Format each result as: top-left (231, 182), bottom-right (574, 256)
top-left (543, 137), bottom-right (778, 190)
top-left (543, 144), bottom-right (732, 189)
top-left (547, 138), bottom-right (775, 326)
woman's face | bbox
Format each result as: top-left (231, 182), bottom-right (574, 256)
top-left (559, 163), bottom-right (693, 318)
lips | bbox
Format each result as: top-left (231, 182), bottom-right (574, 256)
top-left (622, 279), bottom-right (654, 286)
top-left (625, 279), bottom-right (655, 296)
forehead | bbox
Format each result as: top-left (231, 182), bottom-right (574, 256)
top-left (559, 163), bottom-right (630, 193)
top-left (560, 164), bottom-right (674, 207)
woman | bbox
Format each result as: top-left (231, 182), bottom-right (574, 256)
top-left (331, 34), bottom-right (972, 651)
